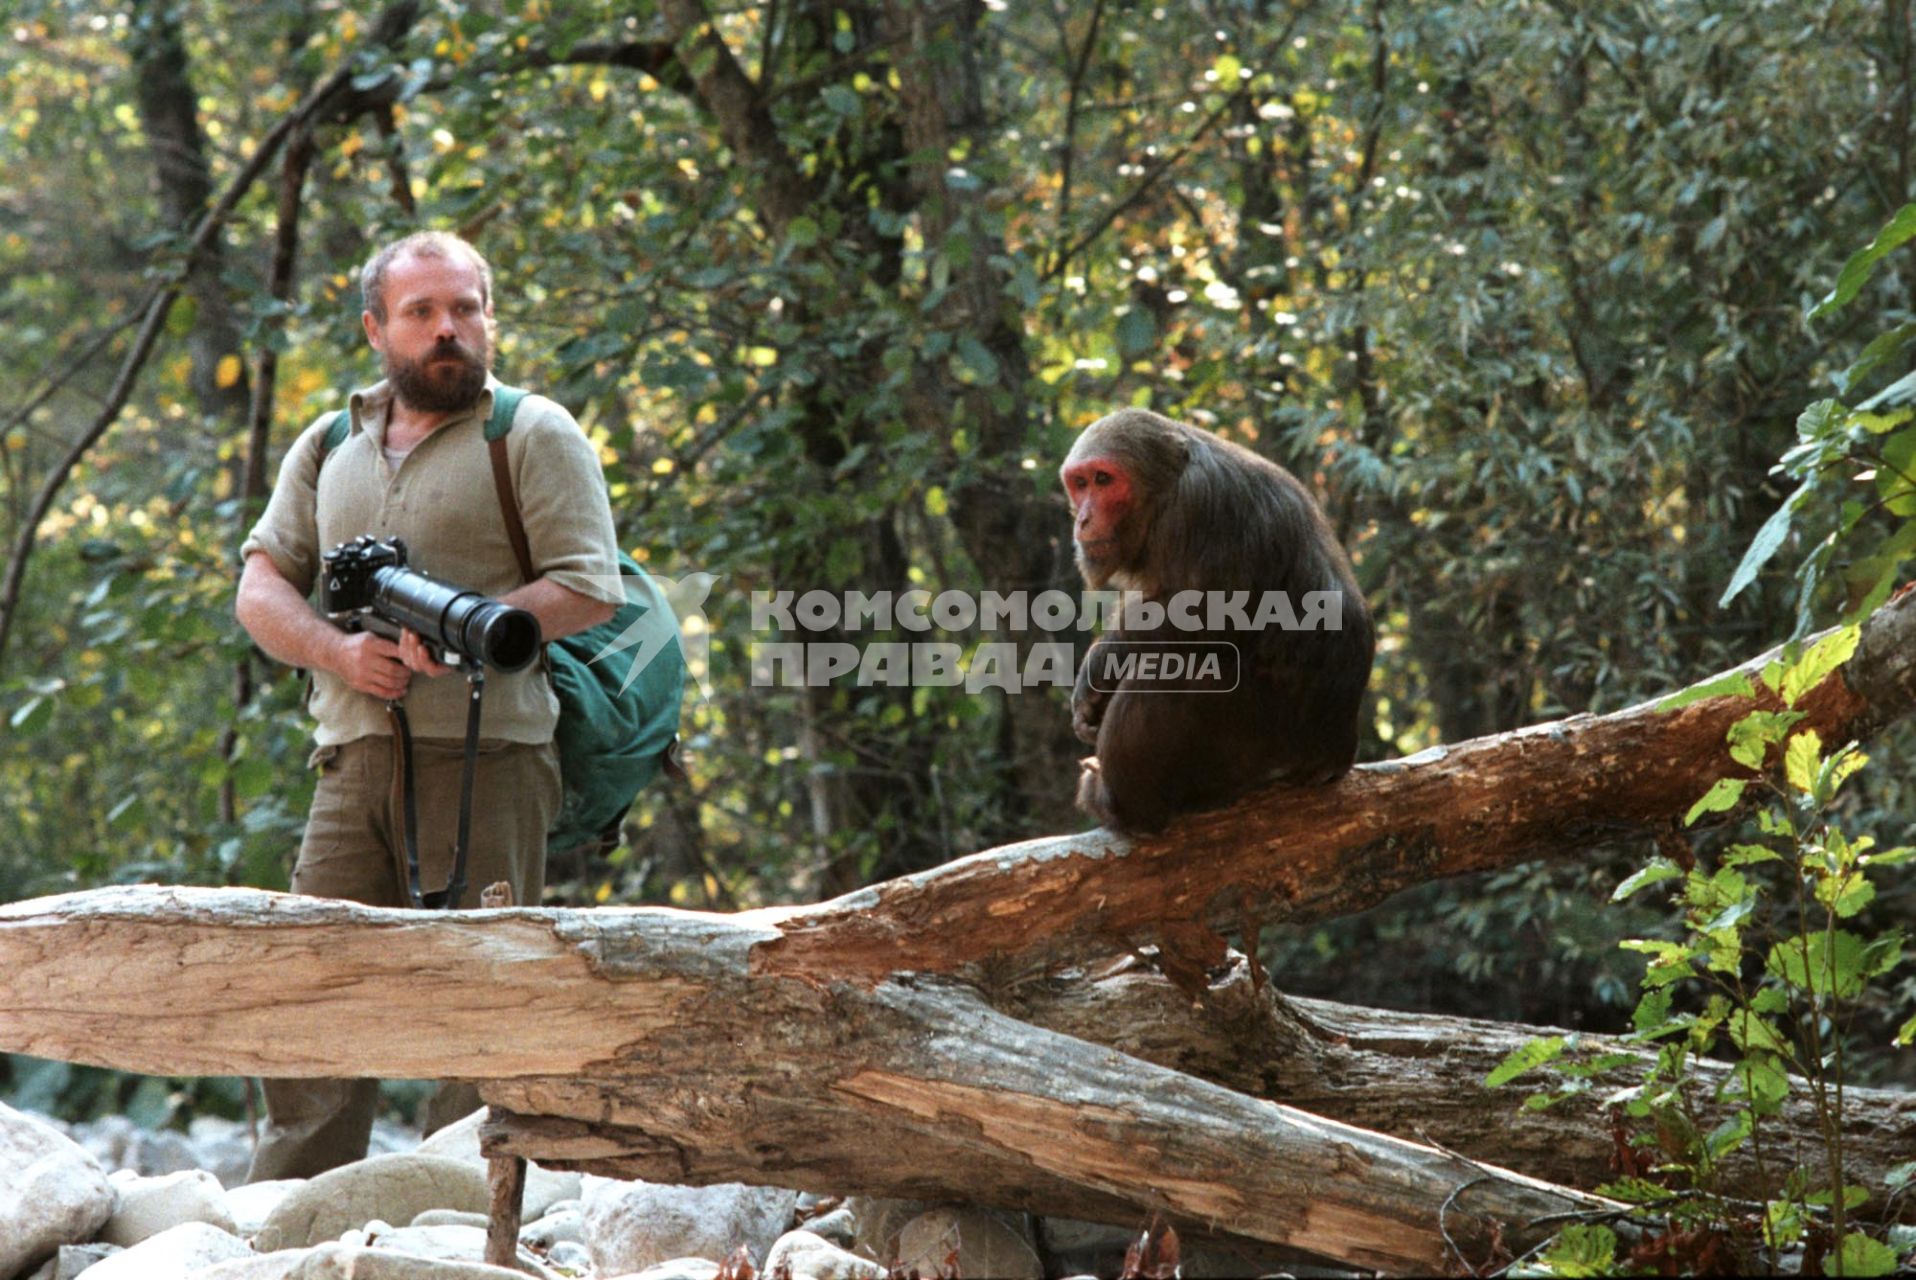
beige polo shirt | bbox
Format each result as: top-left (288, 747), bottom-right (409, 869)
top-left (241, 378), bottom-right (624, 747)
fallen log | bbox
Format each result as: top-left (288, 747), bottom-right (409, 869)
top-left (759, 587), bottom-right (1916, 985)
top-left (1012, 954), bottom-right (1916, 1220)
top-left (0, 886), bottom-right (1614, 1273)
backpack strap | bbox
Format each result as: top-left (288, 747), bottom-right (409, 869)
top-left (317, 408), bottom-right (351, 463)
top-left (482, 386), bottom-right (535, 584)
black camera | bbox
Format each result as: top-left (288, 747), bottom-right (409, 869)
top-left (321, 535), bottom-right (541, 674)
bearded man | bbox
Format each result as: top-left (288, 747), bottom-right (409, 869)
top-left (234, 231), bottom-right (623, 1178)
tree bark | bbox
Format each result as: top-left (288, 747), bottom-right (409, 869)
top-left (130, 0), bottom-right (253, 424)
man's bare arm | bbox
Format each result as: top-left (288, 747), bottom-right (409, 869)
top-left (501, 578), bottom-right (618, 644)
top-left (236, 552), bottom-right (414, 701)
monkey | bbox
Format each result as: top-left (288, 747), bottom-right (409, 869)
top-left (1060, 408), bottom-right (1373, 832)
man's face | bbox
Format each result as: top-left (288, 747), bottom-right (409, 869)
top-left (363, 250), bottom-right (494, 414)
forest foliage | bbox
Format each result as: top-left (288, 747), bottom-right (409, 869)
top-left (2, 0), bottom-right (1914, 1061)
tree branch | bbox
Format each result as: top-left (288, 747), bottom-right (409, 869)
top-left (0, 3), bottom-right (421, 673)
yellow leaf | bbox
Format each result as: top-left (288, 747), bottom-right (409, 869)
top-left (1785, 730), bottom-right (1823, 795)
top-left (215, 354), bottom-right (244, 389)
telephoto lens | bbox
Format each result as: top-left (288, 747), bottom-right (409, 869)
top-left (370, 568), bottom-right (543, 672)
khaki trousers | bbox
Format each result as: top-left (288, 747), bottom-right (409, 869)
top-left (246, 732), bottom-right (560, 1183)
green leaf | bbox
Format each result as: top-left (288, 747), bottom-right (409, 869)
top-left (1596, 1177), bottom-right (1677, 1205)
top-left (1531, 1224), bottom-right (1618, 1277)
top-left (1725, 710), bottom-right (1805, 771)
top-left (1722, 842), bottom-right (1782, 868)
top-left (1726, 1011), bottom-right (1789, 1055)
top-left (1767, 929), bottom-right (1868, 999)
top-left (1808, 1185), bottom-right (1873, 1211)
top-left (1658, 671), bottom-right (1756, 712)
top-left (230, 756), bottom-right (274, 800)
top-left (1809, 202), bottom-right (1916, 322)
top-left (1764, 1198), bottom-right (1805, 1248)
top-left (1612, 858), bottom-right (1684, 902)
top-left (1685, 777), bottom-right (1747, 826)
top-left (821, 84), bottom-right (861, 116)
top-left (106, 794), bottom-right (146, 832)
top-left (1818, 870), bottom-right (1876, 919)
top-left (954, 333), bottom-right (1001, 386)
top-left (1116, 307), bottom-right (1157, 358)
top-left (784, 216), bottom-right (822, 250)
top-left (1485, 1035), bottom-right (1566, 1088)
top-left (1732, 1055), bottom-right (1792, 1115)
top-left (1898, 1012), bottom-right (1916, 1047)
top-left (9, 696), bottom-right (52, 734)
top-left (1780, 625), bottom-right (1860, 706)
top-left (1860, 933), bottom-right (1902, 978)
top-left (1878, 425), bottom-right (1916, 516)
top-left (1705, 1110), bottom-right (1753, 1160)
top-left (1815, 744), bottom-right (1870, 803)
top-left (1720, 479), bottom-right (1812, 607)
top-left (1632, 988), bottom-right (1673, 1034)
top-left (1838, 321), bottom-right (1916, 395)
top-left (1835, 1231), bottom-right (1898, 1277)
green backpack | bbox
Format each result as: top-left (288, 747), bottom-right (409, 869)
top-left (319, 386), bottom-right (684, 853)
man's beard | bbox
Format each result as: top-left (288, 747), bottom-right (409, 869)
top-left (385, 337), bottom-right (490, 413)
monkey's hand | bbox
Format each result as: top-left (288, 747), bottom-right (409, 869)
top-left (1070, 664), bottom-right (1110, 745)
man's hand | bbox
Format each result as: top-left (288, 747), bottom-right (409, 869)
top-left (396, 628), bottom-right (453, 679)
top-left (334, 631), bottom-right (415, 702)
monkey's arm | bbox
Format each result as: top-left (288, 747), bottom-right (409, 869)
top-left (1071, 633), bottom-right (1116, 744)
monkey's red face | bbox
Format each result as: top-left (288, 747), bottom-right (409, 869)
top-left (1061, 455), bottom-right (1136, 563)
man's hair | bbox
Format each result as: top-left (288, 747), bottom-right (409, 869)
top-left (360, 231), bottom-right (493, 324)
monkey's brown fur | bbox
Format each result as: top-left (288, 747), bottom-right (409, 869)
top-left (1061, 409), bottom-right (1373, 832)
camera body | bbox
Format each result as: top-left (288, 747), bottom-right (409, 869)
top-left (321, 534), bottom-right (542, 674)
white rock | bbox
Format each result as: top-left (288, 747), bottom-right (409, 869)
top-left (897, 1207), bottom-right (1041, 1280)
top-left (70, 1115), bottom-right (137, 1172)
top-left (101, 1167), bottom-right (238, 1246)
top-left (413, 1108), bottom-right (582, 1218)
top-left (358, 1222), bottom-right (559, 1277)
top-left (797, 1206), bottom-right (857, 1247)
top-left (78, 1219), bottom-right (252, 1280)
top-left (254, 1154), bottom-right (489, 1250)
top-left (130, 1127), bottom-right (203, 1176)
top-left (519, 1206), bottom-right (584, 1249)
top-left (763, 1229), bottom-right (887, 1280)
top-left (543, 1240), bottom-right (592, 1273)
top-left (615, 1259), bottom-right (721, 1280)
top-left (0, 1102), bottom-right (118, 1280)
top-left (842, 1197), bottom-right (931, 1264)
top-left (192, 1241), bottom-right (532, 1278)
top-left (224, 1179), bottom-right (303, 1237)
top-left (583, 1175), bottom-right (796, 1277)
top-left (22, 1242), bottom-right (120, 1280)
top-left (187, 1116), bottom-right (255, 1189)
top-left (409, 1210), bottom-right (489, 1229)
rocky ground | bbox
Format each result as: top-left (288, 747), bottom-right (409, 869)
top-left (2, 1099), bottom-right (1242, 1280)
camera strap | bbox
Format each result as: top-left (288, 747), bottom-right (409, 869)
top-left (386, 666), bottom-right (486, 911)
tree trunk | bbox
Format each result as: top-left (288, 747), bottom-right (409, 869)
top-left (130, 0), bottom-right (252, 424)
